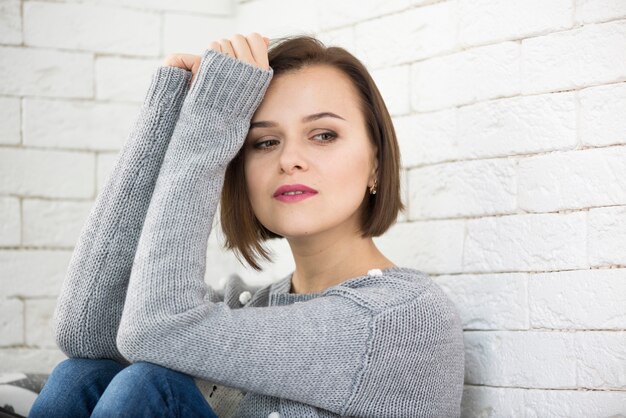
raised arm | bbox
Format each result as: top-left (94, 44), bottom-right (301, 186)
top-left (116, 47), bottom-right (464, 417)
top-left (53, 66), bottom-right (192, 364)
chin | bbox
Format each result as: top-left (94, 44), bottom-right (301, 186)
top-left (271, 227), bottom-right (316, 239)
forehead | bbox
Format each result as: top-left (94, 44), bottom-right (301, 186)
top-left (253, 64), bottom-right (361, 121)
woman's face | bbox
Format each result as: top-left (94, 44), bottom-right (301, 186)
top-left (243, 64), bottom-right (377, 240)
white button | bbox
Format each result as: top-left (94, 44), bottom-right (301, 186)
top-left (367, 268), bottom-right (383, 276)
top-left (239, 290), bottom-right (252, 305)
top-left (268, 412), bottom-right (280, 418)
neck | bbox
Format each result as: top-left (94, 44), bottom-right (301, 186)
top-left (286, 228), bottom-right (396, 295)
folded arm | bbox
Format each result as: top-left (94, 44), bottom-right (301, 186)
top-left (53, 66), bottom-right (191, 364)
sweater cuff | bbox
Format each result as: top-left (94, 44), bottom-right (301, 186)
top-left (186, 48), bottom-right (274, 120)
top-left (144, 66), bottom-right (192, 108)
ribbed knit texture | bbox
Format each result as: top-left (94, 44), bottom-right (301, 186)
top-left (53, 48), bottom-right (465, 417)
top-left (53, 65), bottom-right (191, 365)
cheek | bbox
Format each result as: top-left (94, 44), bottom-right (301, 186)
top-left (321, 154), bottom-right (370, 204)
top-left (326, 149), bottom-right (369, 185)
top-left (244, 158), bottom-right (267, 205)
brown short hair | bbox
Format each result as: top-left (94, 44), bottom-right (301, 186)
top-left (220, 34), bottom-right (405, 271)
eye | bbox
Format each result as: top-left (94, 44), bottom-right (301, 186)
top-left (313, 131), bottom-right (338, 143)
top-left (252, 131), bottom-right (337, 151)
top-left (252, 139), bottom-right (279, 150)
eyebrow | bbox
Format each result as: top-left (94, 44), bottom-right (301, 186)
top-left (249, 112), bottom-right (346, 130)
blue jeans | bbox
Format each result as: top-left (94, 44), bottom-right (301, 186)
top-left (28, 358), bottom-right (219, 418)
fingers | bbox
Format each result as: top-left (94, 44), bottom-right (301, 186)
top-left (230, 34), bottom-right (256, 66)
top-left (163, 53), bottom-right (200, 72)
top-left (209, 40), bottom-right (222, 53)
top-left (208, 33), bottom-right (271, 71)
top-left (245, 33), bottom-right (270, 71)
top-left (219, 38), bottom-right (235, 56)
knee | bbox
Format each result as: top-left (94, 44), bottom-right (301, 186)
top-left (30, 358), bottom-right (124, 418)
top-left (121, 361), bottom-right (176, 381)
top-left (53, 357), bottom-right (91, 373)
top-left (91, 362), bottom-right (191, 416)
top-left (104, 361), bottom-right (184, 389)
top-left (51, 357), bottom-right (123, 379)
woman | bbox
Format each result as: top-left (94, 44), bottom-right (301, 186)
top-left (29, 33), bottom-right (465, 417)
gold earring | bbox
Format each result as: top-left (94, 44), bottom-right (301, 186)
top-left (369, 178), bottom-right (377, 195)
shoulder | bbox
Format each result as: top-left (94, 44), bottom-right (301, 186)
top-left (342, 269), bottom-right (465, 416)
top-left (325, 267), bottom-right (457, 315)
top-left (327, 267), bottom-right (464, 344)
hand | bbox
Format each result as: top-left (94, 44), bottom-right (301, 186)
top-left (163, 33), bottom-right (271, 86)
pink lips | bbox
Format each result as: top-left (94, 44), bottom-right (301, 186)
top-left (273, 184), bottom-right (318, 203)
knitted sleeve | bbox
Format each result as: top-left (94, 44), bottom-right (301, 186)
top-left (116, 49), bottom-right (460, 416)
top-left (52, 65), bottom-right (192, 364)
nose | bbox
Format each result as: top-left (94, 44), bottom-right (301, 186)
top-left (278, 137), bottom-right (308, 175)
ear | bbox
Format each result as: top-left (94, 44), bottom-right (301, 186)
top-left (367, 148), bottom-right (378, 187)
top-left (371, 146), bottom-right (379, 177)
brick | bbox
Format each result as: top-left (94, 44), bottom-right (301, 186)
top-left (373, 219), bottom-right (465, 274)
top-left (24, 299), bottom-right (57, 349)
top-left (236, 0), bottom-right (319, 39)
top-left (0, 348), bottom-right (66, 373)
top-left (580, 81), bottom-right (626, 147)
top-left (457, 91), bottom-right (577, 159)
top-left (530, 268), bottom-right (626, 329)
top-left (459, 0), bottom-right (573, 46)
top-left (355, 2), bottom-right (457, 69)
top-left (0, 147), bottom-right (95, 199)
top-left (23, 2), bottom-right (160, 56)
top-left (411, 42), bottom-right (520, 112)
top-left (53, 0), bottom-right (233, 14)
top-left (462, 386), bottom-right (626, 417)
top-left (588, 206), bottom-right (626, 266)
top-left (0, 298), bottom-right (23, 346)
top-left (522, 20), bottom-right (626, 95)
top-left (0, 46), bottom-right (93, 98)
top-left (23, 98), bottom-right (138, 151)
top-left (524, 387), bottom-right (626, 415)
top-left (433, 272), bottom-right (529, 330)
top-left (518, 146), bottom-right (626, 212)
top-left (408, 157), bottom-right (517, 220)
top-left (393, 109), bottom-right (457, 167)
top-left (464, 212), bottom-right (588, 272)
top-left (575, 331), bottom-right (626, 389)
top-left (461, 386), bottom-right (525, 417)
top-left (315, 0), bottom-right (417, 31)
top-left (0, 96), bottom-right (21, 145)
top-left (464, 331), bottom-right (577, 387)
top-left (315, 26), bottom-right (355, 55)
top-left (96, 152), bottom-right (119, 193)
top-left (163, 13), bottom-right (235, 56)
top-left (22, 198), bottom-right (93, 247)
top-left (0, 250), bottom-right (72, 298)
top-left (575, 0), bottom-right (626, 24)
top-left (96, 56), bottom-right (162, 102)
top-left (0, 0), bottom-right (22, 45)
top-left (0, 197), bottom-right (20, 246)
top-left (370, 64), bottom-right (411, 116)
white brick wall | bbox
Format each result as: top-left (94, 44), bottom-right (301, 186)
top-left (2, 0), bottom-right (625, 415)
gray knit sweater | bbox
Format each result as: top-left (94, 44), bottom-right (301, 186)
top-left (52, 48), bottom-right (465, 417)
